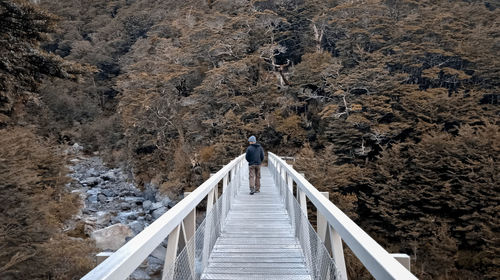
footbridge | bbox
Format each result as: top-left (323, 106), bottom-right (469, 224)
top-left (82, 153), bottom-right (418, 280)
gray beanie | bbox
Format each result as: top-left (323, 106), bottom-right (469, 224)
top-left (248, 135), bottom-right (256, 142)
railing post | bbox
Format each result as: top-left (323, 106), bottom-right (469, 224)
top-left (202, 187), bottom-right (217, 270)
top-left (221, 174), bottom-right (229, 222)
top-left (298, 172), bottom-right (305, 200)
top-left (182, 204), bottom-right (196, 280)
top-left (324, 224), bottom-right (348, 280)
top-left (299, 189), bottom-right (307, 215)
top-left (206, 188), bottom-right (215, 212)
top-left (210, 173), bottom-right (218, 200)
top-left (287, 172), bottom-right (295, 231)
top-left (317, 192), bottom-right (329, 242)
top-left (222, 174), bottom-right (229, 193)
top-left (230, 168), bottom-right (236, 197)
top-left (239, 161), bottom-right (243, 187)
top-left (287, 171), bottom-right (293, 192)
top-left (162, 224), bottom-right (181, 280)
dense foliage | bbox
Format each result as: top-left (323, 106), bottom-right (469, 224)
top-left (0, 0), bottom-right (94, 279)
top-left (1, 0), bottom-right (498, 278)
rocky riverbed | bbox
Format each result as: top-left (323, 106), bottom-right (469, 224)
top-left (66, 144), bottom-right (176, 279)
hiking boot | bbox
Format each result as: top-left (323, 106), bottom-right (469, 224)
top-left (250, 190), bottom-right (255, 195)
top-left (255, 190), bottom-right (260, 193)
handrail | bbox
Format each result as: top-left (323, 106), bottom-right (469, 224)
top-left (81, 154), bottom-right (246, 280)
top-left (269, 152), bottom-right (418, 280)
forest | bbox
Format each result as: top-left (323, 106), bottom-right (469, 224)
top-left (0, 0), bottom-right (498, 279)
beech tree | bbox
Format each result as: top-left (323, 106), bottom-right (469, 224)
top-left (29, 0), bottom-right (500, 278)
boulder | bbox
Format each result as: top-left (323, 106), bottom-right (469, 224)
top-left (101, 189), bottom-right (115, 197)
top-left (150, 245), bottom-right (166, 261)
top-left (72, 142), bottom-right (84, 152)
top-left (152, 207), bottom-right (167, 220)
top-left (127, 213), bottom-right (138, 220)
top-left (146, 256), bottom-right (164, 275)
top-left (96, 211), bottom-right (113, 225)
top-left (81, 177), bottom-right (102, 187)
top-left (100, 170), bottom-right (116, 181)
top-left (98, 194), bottom-right (107, 203)
top-left (125, 196), bottom-right (144, 204)
top-left (121, 202), bottom-right (131, 210)
top-left (86, 187), bottom-right (100, 196)
top-left (90, 223), bottom-right (133, 250)
top-left (142, 200), bottom-right (152, 211)
top-left (151, 202), bottom-right (163, 210)
top-left (87, 195), bottom-right (98, 204)
top-left (161, 197), bottom-right (172, 207)
top-left (130, 269), bottom-right (151, 280)
top-left (129, 220), bottom-right (144, 234)
top-left (143, 184), bottom-right (156, 202)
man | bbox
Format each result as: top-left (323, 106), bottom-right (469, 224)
top-left (245, 135), bottom-right (264, 195)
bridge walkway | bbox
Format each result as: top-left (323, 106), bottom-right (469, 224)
top-left (201, 167), bottom-right (311, 280)
top-left (81, 153), bottom-right (417, 280)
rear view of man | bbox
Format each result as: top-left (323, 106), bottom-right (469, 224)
top-left (245, 135), bottom-right (264, 195)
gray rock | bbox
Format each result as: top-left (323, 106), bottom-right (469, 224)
top-left (86, 188), bottom-right (101, 196)
top-left (96, 211), bottom-right (113, 225)
top-left (151, 202), bottom-right (163, 211)
top-left (152, 207), bottom-right (167, 220)
top-left (150, 245), bottom-right (166, 261)
top-left (130, 268), bottom-right (151, 280)
top-left (142, 200), bottom-right (152, 211)
top-left (116, 211), bottom-right (138, 222)
top-left (125, 196), bottom-right (144, 204)
top-left (143, 184), bottom-right (156, 202)
top-left (161, 197), bottom-right (172, 207)
top-left (90, 223), bottom-right (133, 250)
top-left (82, 176), bottom-right (101, 187)
top-left (146, 256), bottom-right (163, 275)
top-left (88, 167), bottom-right (100, 177)
top-left (129, 221), bottom-right (144, 234)
top-left (82, 208), bottom-right (96, 215)
top-left (98, 194), bottom-right (107, 203)
top-left (101, 189), bottom-right (115, 197)
top-left (71, 143), bottom-right (84, 153)
top-left (127, 213), bottom-right (138, 220)
top-left (133, 189), bottom-right (143, 196)
top-left (145, 214), bottom-right (153, 221)
top-left (87, 195), bottom-right (98, 203)
top-left (101, 170), bottom-right (116, 182)
top-left (121, 202), bottom-right (131, 210)
top-left (167, 200), bottom-right (176, 208)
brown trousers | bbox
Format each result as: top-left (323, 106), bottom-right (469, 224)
top-left (249, 165), bottom-right (261, 191)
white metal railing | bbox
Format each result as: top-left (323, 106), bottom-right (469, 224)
top-left (81, 154), bottom-right (246, 280)
top-left (268, 152), bottom-right (418, 280)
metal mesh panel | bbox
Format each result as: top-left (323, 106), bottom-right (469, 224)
top-left (163, 168), bottom-right (238, 280)
top-left (271, 160), bottom-right (339, 280)
top-left (164, 160), bottom-right (336, 280)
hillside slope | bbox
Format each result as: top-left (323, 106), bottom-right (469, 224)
top-left (2, 0), bottom-right (498, 279)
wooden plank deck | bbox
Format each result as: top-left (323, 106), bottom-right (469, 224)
top-left (201, 167), bottom-right (311, 280)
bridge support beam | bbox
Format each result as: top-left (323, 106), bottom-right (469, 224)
top-left (162, 224), bottom-right (181, 280)
top-left (317, 192), bottom-right (329, 242)
top-left (317, 192), bottom-right (348, 280)
top-left (325, 224), bottom-right (348, 280)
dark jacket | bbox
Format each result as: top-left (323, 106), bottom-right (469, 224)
top-left (246, 143), bottom-right (264, 166)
